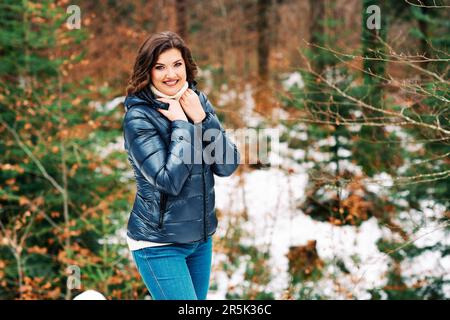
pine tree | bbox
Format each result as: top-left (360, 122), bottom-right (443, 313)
top-left (0, 1), bottom-right (143, 299)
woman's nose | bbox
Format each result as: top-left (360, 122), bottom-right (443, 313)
top-left (166, 67), bottom-right (176, 78)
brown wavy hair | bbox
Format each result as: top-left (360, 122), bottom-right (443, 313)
top-left (126, 31), bottom-right (198, 96)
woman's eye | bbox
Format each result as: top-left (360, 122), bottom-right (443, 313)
top-left (155, 63), bottom-right (181, 70)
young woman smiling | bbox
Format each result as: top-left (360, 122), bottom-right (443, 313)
top-left (123, 31), bottom-right (240, 300)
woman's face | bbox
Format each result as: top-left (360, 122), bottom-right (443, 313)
top-left (151, 48), bottom-right (187, 96)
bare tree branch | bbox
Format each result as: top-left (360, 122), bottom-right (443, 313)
top-left (404, 0), bottom-right (450, 8)
top-left (0, 120), bottom-right (65, 194)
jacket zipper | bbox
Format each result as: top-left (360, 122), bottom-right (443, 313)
top-left (202, 162), bottom-right (207, 241)
top-left (159, 193), bottom-right (167, 228)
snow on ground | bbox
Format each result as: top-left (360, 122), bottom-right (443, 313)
top-left (217, 83), bottom-right (265, 128)
top-left (281, 71), bottom-right (305, 90)
top-left (211, 168), bottom-right (390, 299)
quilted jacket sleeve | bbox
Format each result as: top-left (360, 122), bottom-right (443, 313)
top-left (199, 92), bottom-right (240, 177)
top-left (123, 108), bottom-right (201, 196)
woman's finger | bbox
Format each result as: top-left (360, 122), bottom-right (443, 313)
top-left (157, 108), bottom-right (169, 117)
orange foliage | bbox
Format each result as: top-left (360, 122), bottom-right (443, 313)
top-left (27, 246), bottom-right (48, 255)
top-left (56, 243), bottom-right (102, 267)
top-left (18, 276), bottom-right (62, 300)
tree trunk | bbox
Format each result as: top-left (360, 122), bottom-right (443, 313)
top-left (362, 0), bottom-right (387, 107)
top-left (255, 0), bottom-right (272, 115)
top-left (175, 0), bottom-right (188, 41)
top-left (257, 0), bottom-right (270, 83)
top-left (417, 4), bottom-right (433, 70)
top-left (175, 0), bottom-right (188, 40)
top-left (309, 0), bottom-right (326, 73)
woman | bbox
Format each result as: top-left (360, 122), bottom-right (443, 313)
top-left (123, 31), bottom-right (240, 300)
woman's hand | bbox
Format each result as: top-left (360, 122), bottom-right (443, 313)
top-left (179, 89), bottom-right (206, 124)
top-left (156, 98), bottom-right (188, 122)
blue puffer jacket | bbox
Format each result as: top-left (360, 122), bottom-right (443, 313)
top-left (123, 81), bottom-right (240, 244)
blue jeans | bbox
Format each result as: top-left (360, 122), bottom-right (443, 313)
top-left (131, 236), bottom-right (213, 300)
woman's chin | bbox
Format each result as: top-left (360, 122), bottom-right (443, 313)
top-left (164, 88), bottom-right (178, 95)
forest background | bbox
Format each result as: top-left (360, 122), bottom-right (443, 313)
top-left (0, 0), bottom-right (448, 300)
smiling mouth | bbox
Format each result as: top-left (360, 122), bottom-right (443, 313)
top-left (164, 80), bottom-right (179, 86)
